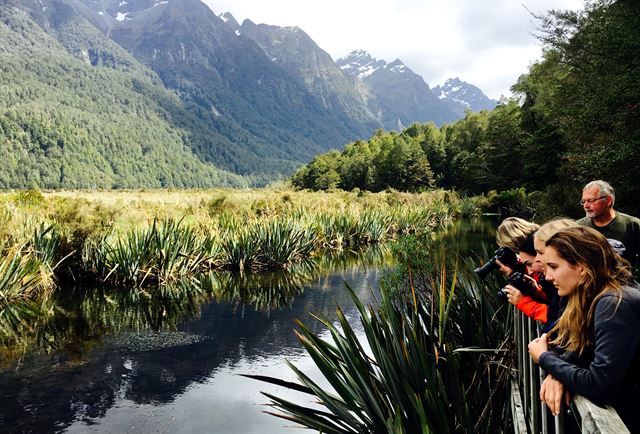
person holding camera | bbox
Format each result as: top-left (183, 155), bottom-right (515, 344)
top-left (508, 219), bottom-right (580, 332)
top-left (528, 226), bottom-right (640, 433)
top-left (491, 218), bottom-right (559, 331)
top-left (494, 217), bottom-right (540, 276)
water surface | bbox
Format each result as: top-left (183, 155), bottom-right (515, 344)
top-left (0, 217), bottom-right (496, 433)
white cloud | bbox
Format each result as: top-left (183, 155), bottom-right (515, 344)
top-left (203, 0), bottom-right (584, 99)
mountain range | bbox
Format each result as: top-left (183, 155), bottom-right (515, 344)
top-left (0, 0), bottom-right (497, 188)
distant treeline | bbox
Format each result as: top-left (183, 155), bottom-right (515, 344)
top-left (292, 0), bottom-right (640, 217)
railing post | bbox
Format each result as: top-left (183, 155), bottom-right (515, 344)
top-left (521, 312), bottom-right (531, 424)
top-left (528, 318), bottom-right (539, 434)
top-left (539, 357), bottom-right (549, 434)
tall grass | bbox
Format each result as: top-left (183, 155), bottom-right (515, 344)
top-left (245, 235), bottom-right (512, 433)
top-left (4, 188), bottom-right (463, 274)
top-left (85, 218), bottom-right (211, 286)
top-left (1, 188), bottom-right (468, 344)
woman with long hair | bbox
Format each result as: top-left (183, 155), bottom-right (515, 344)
top-left (528, 226), bottom-right (640, 432)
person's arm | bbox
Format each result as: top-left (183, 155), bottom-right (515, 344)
top-left (538, 295), bottom-right (640, 404)
top-left (515, 295), bottom-right (548, 323)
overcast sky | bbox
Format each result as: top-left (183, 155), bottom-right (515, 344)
top-left (202, 0), bottom-right (584, 100)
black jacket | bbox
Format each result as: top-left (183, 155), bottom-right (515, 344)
top-left (539, 286), bottom-right (640, 433)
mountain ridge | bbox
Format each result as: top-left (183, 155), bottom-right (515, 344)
top-left (0, 0), bottom-right (498, 189)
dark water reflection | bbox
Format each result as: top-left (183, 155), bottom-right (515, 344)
top-left (0, 218), bottom-right (497, 434)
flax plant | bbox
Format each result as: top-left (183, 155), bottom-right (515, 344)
top-left (219, 225), bottom-right (260, 271)
top-left (84, 218), bottom-right (210, 286)
top-left (254, 219), bottom-right (316, 270)
top-left (246, 235), bottom-right (512, 433)
top-left (0, 248), bottom-right (51, 344)
top-left (87, 222), bottom-right (157, 285)
top-left (154, 219), bottom-right (210, 283)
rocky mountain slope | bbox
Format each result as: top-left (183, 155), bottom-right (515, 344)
top-left (0, 0), bottom-right (498, 188)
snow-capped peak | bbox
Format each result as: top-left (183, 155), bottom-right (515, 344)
top-left (386, 59), bottom-right (406, 74)
top-left (218, 12), bottom-right (240, 31)
top-left (432, 78), bottom-right (498, 112)
top-left (337, 50), bottom-right (387, 80)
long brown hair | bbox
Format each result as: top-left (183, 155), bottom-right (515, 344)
top-left (546, 226), bottom-right (632, 355)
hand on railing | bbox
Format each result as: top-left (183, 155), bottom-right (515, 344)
top-left (540, 374), bottom-right (571, 416)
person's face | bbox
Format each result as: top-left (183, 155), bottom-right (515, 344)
top-left (543, 246), bottom-right (584, 297)
top-left (519, 251), bottom-right (544, 275)
top-left (582, 186), bottom-right (612, 219)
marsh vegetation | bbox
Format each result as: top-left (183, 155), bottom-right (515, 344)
top-left (0, 187), bottom-right (474, 347)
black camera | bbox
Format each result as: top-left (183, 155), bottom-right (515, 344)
top-left (474, 246), bottom-right (520, 278)
top-left (496, 271), bottom-right (537, 302)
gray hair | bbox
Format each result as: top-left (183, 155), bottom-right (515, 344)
top-left (583, 180), bottom-right (615, 204)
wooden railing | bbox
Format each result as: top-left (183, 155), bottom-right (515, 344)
top-left (511, 309), bottom-right (629, 434)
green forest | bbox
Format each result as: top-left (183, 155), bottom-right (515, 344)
top-left (0, 5), bottom-right (302, 189)
top-left (292, 0), bottom-right (640, 217)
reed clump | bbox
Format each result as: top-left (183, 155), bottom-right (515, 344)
top-left (0, 188), bottom-right (475, 343)
top-left (246, 234), bottom-right (512, 433)
top-left (2, 188), bottom-right (465, 282)
top-left (0, 221), bottom-right (66, 345)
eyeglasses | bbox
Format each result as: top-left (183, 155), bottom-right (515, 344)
top-left (580, 196), bottom-right (608, 205)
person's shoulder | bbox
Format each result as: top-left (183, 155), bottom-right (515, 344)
top-left (616, 212), bottom-right (640, 225)
top-left (610, 285), bottom-right (640, 308)
top-left (599, 286), bottom-right (640, 306)
top-left (576, 216), bottom-right (592, 226)
top-left (596, 287), bottom-right (640, 320)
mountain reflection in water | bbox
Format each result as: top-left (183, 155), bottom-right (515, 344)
top-left (0, 246), bottom-right (392, 433)
top-left (0, 218), bottom-right (496, 433)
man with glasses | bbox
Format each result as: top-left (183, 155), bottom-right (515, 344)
top-left (577, 180), bottom-right (640, 267)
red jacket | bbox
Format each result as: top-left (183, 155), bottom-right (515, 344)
top-left (515, 271), bottom-right (549, 322)
top-left (516, 296), bottom-right (548, 322)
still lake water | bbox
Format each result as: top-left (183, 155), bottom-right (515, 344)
top-left (0, 218), bottom-right (496, 434)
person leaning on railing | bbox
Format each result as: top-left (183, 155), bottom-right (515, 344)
top-left (528, 226), bottom-right (640, 433)
top-left (495, 217), bottom-right (563, 333)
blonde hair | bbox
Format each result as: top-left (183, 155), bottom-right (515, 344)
top-left (496, 217), bottom-right (539, 251)
top-left (535, 218), bottom-right (578, 243)
top-left (547, 226), bottom-right (632, 355)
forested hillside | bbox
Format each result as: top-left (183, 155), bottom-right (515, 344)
top-left (0, 5), bottom-right (250, 188)
top-left (0, 0), bottom-right (501, 189)
top-left (292, 0), bottom-right (640, 217)
top-left (0, 0), bottom-right (375, 188)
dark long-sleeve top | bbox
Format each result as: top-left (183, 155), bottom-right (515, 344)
top-left (539, 286), bottom-right (640, 433)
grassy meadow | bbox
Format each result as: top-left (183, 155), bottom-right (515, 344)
top-left (0, 187), bottom-right (478, 344)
